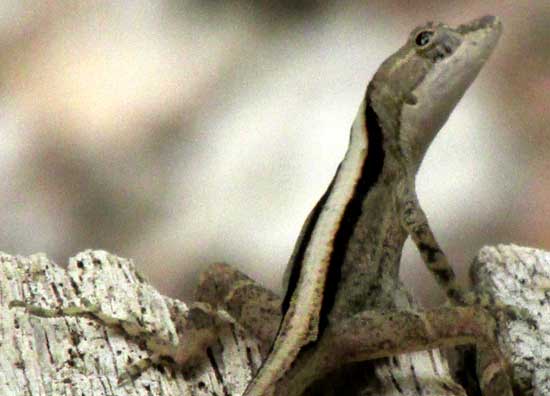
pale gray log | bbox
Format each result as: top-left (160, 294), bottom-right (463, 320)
top-left (471, 244), bottom-right (550, 395)
top-left (0, 245), bottom-right (547, 396)
top-left (0, 250), bottom-right (262, 396)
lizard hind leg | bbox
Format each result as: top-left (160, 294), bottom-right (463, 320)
top-left (277, 308), bottom-right (515, 396)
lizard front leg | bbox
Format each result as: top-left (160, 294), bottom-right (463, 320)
top-left (396, 177), bottom-right (521, 395)
top-left (397, 176), bottom-right (472, 305)
top-left (397, 176), bottom-right (538, 323)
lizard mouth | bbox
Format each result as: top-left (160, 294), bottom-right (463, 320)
top-left (457, 15), bottom-right (501, 34)
top-left (452, 15), bottom-right (502, 80)
top-left (457, 15), bottom-right (502, 53)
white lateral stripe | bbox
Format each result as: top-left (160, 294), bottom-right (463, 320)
top-left (244, 99), bottom-right (368, 396)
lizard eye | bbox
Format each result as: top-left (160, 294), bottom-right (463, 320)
top-left (415, 30), bottom-right (434, 47)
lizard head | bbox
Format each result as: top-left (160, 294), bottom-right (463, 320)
top-left (366, 15), bottom-right (502, 169)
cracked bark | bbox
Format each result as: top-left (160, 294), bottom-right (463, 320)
top-left (0, 244), bottom-right (548, 396)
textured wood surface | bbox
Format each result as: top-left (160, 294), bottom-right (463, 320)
top-left (0, 244), bottom-right (547, 395)
top-left (1, 250), bottom-right (261, 396)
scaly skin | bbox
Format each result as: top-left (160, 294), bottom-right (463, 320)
top-left (243, 15), bottom-right (505, 396)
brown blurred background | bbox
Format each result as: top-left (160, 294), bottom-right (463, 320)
top-left (0, 0), bottom-right (548, 306)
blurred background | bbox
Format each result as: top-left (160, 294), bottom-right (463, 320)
top-left (0, 0), bottom-right (548, 306)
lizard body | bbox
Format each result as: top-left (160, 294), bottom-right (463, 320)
top-left (243, 15), bottom-right (503, 396)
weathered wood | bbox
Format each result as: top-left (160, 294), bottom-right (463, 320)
top-left (471, 245), bottom-right (550, 395)
top-left (1, 250), bottom-right (261, 396)
top-left (0, 244), bottom-right (547, 395)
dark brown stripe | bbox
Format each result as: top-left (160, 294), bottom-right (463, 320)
top-left (281, 176), bottom-right (336, 314)
top-left (317, 93), bottom-right (385, 334)
top-left (418, 242), bottom-right (442, 263)
top-left (431, 267), bottom-right (454, 284)
top-left (260, 167), bottom-right (336, 374)
top-left (282, 89), bottom-right (385, 358)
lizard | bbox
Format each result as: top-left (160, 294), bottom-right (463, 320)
top-left (243, 15), bottom-right (506, 396)
top-left (6, 14), bottom-right (516, 396)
